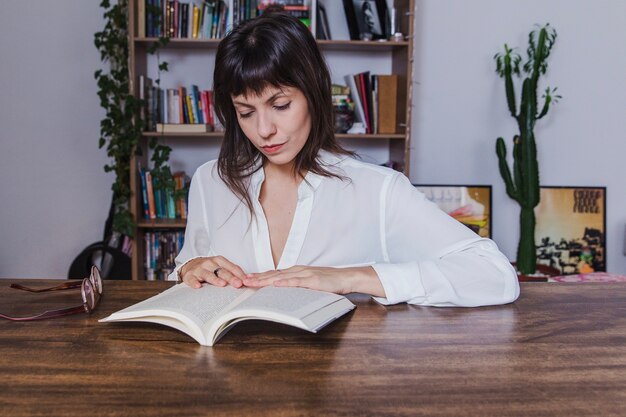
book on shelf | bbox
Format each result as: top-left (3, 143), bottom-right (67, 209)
top-left (100, 283), bottom-right (356, 346)
top-left (141, 0), bottom-right (229, 39)
top-left (155, 123), bottom-right (213, 133)
top-left (143, 230), bottom-right (184, 280)
top-left (257, 0), bottom-right (311, 28)
top-left (139, 168), bottom-right (189, 221)
top-left (344, 74), bottom-right (366, 127)
top-left (344, 72), bottom-right (399, 135)
top-left (376, 74), bottom-right (398, 134)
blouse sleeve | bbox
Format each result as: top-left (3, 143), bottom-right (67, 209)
top-left (166, 169), bottom-right (213, 281)
top-left (371, 173), bottom-right (520, 307)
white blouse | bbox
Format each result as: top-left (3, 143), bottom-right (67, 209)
top-left (168, 150), bottom-right (520, 307)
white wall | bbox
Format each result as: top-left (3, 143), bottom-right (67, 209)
top-left (411, 0), bottom-right (626, 274)
top-left (1, 0), bottom-right (625, 278)
top-left (0, 1), bottom-right (112, 278)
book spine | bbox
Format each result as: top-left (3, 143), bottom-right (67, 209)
top-left (166, 188), bottom-right (176, 219)
top-left (154, 180), bottom-right (163, 219)
top-left (177, 86), bottom-right (185, 123)
top-left (191, 85), bottom-right (201, 123)
top-left (174, 0), bottom-right (179, 37)
top-left (206, 90), bottom-right (215, 127)
top-left (192, 5), bottom-right (199, 38)
top-left (377, 74), bottom-right (399, 134)
top-left (205, 1), bottom-right (214, 38)
top-left (186, 93), bottom-right (195, 124)
top-left (345, 75), bottom-right (365, 126)
top-left (138, 0), bottom-right (146, 38)
top-left (200, 91), bottom-right (210, 126)
top-left (139, 168), bottom-right (150, 219)
top-left (211, 1), bottom-right (220, 38)
top-left (145, 171), bottom-right (156, 220)
top-left (357, 73), bottom-right (371, 133)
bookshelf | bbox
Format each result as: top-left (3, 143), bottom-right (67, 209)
top-left (128, 0), bottom-right (415, 280)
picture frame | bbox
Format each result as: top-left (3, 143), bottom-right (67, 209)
top-left (535, 186), bottom-right (606, 274)
top-left (414, 185), bottom-right (493, 238)
top-left (342, 0), bottom-right (388, 40)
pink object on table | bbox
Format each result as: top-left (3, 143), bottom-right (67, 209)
top-left (549, 272), bottom-right (626, 283)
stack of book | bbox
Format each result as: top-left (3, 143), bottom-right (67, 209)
top-left (140, 0), bottom-right (230, 39)
top-left (344, 72), bottom-right (398, 134)
top-left (257, 0), bottom-right (311, 28)
top-left (232, 0), bottom-right (261, 27)
top-left (139, 169), bottom-right (190, 221)
top-left (139, 76), bottom-right (221, 133)
top-left (144, 231), bottom-right (185, 280)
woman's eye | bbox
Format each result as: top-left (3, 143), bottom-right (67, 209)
top-left (274, 102), bottom-right (291, 111)
top-left (239, 112), bottom-right (253, 119)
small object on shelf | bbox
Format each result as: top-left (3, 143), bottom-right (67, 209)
top-left (333, 106), bottom-right (354, 133)
top-left (346, 122), bottom-right (366, 134)
top-left (155, 123), bottom-right (213, 133)
top-left (342, 0), bottom-right (388, 40)
top-left (388, 6), bottom-right (404, 42)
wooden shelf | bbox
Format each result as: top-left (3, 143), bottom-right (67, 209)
top-left (142, 131), bottom-right (224, 138)
top-left (336, 133), bottom-right (406, 140)
top-left (129, 0), bottom-right (415, 280)
top-left (135, 37), bottom-right (222, 48)
top-left (317, 40), bottom-right (409, 51)
top-left (141, 131), bottom-right (405, 139)
top-left (135, 38), bottom-right (408, 51)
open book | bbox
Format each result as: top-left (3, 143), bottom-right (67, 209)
top-left (99, 284), bottom-right (355, 346)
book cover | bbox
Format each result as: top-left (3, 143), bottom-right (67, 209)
top-left (377, 74), bottom-right (398, 134)
top-left (155, 123), bottom-right (213, 133)
top-left (100, 284), bottom-right (356, 346)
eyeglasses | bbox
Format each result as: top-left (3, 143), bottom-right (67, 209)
top-left (0, 266), bottom-right (103, 321)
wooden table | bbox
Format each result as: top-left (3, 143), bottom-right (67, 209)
top-left (1, 280), bottom-right (625, 417)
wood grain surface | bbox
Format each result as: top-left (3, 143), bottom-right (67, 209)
top-left (0, 280), bottom-right (625, 417)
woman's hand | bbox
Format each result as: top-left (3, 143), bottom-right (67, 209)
top-left (179, 256), bottom-right (247, 289)
top-left (244, 266), bottom-right (386, 298)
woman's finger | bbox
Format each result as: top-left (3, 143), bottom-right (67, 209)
top-left (213, 256), bottom-right (247, 281)
top-left (195, 268), bottom-right (228, 287)
top-left (213, 267), bottom-right (243, 288)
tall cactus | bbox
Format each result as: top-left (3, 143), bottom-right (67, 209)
top-left (494, 24), bottom-right (560, 274)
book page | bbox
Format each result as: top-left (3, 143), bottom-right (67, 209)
top-left (113, 284), bottom-right (253, 328)
top-left (233, 287), bottom-right (343, 319)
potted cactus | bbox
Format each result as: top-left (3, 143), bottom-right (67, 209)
top-left (494, 24), bottom-right (560, 275)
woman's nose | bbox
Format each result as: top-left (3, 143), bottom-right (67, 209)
top-left (257, 111), bottom-right (277, 139)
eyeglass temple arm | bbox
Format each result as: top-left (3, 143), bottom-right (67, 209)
top-left (10, 281), bottom-right (82, 293)
top-left (0, 305), bottom-right (86, 322)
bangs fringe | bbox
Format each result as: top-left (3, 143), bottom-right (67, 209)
top-left (225, 43), bottom-right (294, 98)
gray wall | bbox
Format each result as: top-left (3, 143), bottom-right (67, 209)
top-left (0, 1), bottom-right (112, 278)
top-left (411, 0), bottom-right (626, 274)
top-left (0, 0), bottom-right (624, 278)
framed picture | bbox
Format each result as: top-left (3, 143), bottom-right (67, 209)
top-left (342, 0), bottom-right (387, 40)
top-left (535, 186), bottom-right (606, 274)
top-left (414, 185), bottom-right (492, 238)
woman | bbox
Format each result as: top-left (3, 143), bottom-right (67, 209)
top-left (170, 13), bottom-right (519, 307)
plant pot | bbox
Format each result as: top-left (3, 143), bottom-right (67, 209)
top-left (512, 263), bottom-right (561, 282)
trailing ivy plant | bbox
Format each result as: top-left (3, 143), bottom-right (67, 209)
top-left (94, 0), bottom-right (178, 239)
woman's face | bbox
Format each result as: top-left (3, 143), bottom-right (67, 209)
top-left (232, 85), bottom-right (311, 168)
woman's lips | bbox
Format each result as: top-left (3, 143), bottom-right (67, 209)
top-left (262, 143), bottom-right (284, 154)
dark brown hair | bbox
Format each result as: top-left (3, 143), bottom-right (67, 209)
top-left (213, 12), bottom-right (354, 211)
